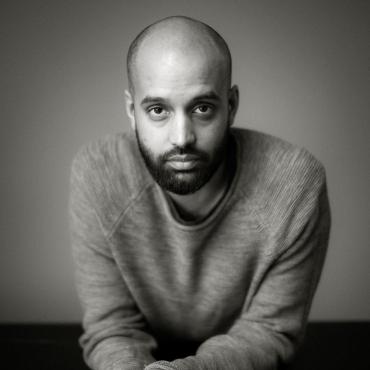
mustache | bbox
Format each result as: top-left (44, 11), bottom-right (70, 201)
top-left (161, 146), bottom-right (209, 162)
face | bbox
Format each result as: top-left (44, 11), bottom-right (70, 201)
top-left (126, 43), bottom-right (238, 195)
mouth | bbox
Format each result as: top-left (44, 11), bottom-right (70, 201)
top-left (166, 155), bottom-right (202, 171)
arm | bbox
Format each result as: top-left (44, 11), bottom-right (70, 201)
top-left (145, 174), bottom-right (331, 370)
top-left (69, 151), bottom-right (157, 370)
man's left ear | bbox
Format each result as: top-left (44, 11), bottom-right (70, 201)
top-left (228, 85), bottom-right (239, 127)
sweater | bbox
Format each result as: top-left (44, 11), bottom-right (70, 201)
top-left (69, 127), bottom-right (330, 370)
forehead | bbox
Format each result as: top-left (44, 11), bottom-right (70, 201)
top-left (132, 39), bottom-right (229, 101)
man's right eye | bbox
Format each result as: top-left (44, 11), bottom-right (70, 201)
top-left (148, 106), bottom-right (169, 120)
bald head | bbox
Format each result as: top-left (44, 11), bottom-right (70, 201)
top-left (126, 16), bottom-right (232, 93)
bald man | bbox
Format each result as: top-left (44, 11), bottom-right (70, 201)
top-left (70, 16), bottom-right (330, 370)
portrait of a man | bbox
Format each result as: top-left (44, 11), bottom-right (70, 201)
top-left (69, 16), bottom-right (330, 369)
top-left (3, 1), bottom-right (369, 369)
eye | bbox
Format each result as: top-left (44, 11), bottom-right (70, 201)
top-left (148, 106), bottom-right (169, 121)
top-left (194, 104), bottom-right (210, 113)
top-left (193, 104), bottom-right (214, 118)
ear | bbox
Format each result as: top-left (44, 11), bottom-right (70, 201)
top-left (227, 85), bottom-right (239, 127)
top-left (125, 89), bottom-right (136, 130)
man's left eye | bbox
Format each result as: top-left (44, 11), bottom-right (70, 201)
top-left (194, 105), bottom-right (212, 114)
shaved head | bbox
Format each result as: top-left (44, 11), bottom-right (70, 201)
top-left (126, 16), bottom-right (232, 93)
top-left (124, 16), bottom-right (239, 196)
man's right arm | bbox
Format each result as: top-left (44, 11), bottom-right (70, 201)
top-left (69, 149), bottom-right (157, 370)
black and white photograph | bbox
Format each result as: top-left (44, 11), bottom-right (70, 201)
top-left (1, 1), bottom-right (369, 369)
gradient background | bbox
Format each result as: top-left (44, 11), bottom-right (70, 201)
top-left (2, 0), bottom-right (369, 323)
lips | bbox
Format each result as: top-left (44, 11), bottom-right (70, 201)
top-left (166, 154), bottom-right (201, 170)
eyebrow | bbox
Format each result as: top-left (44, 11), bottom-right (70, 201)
top-left (140, 91), bottom-right (221, 107)
top-left (190, 92), bottom-right (221, 104)
top-left (140, 96), bottom-right (167, 106)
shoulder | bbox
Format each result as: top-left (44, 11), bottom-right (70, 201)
top-left (233, 127), bottom-right (326, 188)
top-left (234, 127), bottom-right (324, 174)
top-left (70, 131), bottom-right (151, 231)
top-left (232, 128), bottom-right (328, 237)
top-left (72, 131), bottom-right (143, 181)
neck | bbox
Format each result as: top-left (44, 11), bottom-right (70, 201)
top-left (167, 138), bottom-right (236, 222)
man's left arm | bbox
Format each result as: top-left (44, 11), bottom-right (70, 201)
top-left (145, 170), bottom-right (331, 370)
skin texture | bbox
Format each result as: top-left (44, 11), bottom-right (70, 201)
top-left (125, 16), bottom-right (239, 220)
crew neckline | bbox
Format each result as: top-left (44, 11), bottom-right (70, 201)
top-left (156, 130), bottom-right (242, 231)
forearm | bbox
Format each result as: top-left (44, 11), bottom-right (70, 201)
top-left (84, 334), bottom-right (156, 370)
top-left (73, 242), bottom-right (158, 370)
top-left (145, 323), bottom-right (291, 370)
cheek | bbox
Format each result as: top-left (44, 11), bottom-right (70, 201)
top-left (135, 117), bottom-right (167, 154)
top-left (196, 120), bottom-right (228, 150)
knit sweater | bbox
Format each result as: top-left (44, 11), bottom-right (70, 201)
top-left (69, 127), bottom-right (330, 370)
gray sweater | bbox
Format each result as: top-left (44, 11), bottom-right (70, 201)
top-left (69, 127), bottom-right (330, 370)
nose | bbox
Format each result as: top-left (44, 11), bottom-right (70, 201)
top-left (169, 112), bottom-right (196, 148)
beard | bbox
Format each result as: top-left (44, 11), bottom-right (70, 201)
top-left (135, 128), bottom-right (230, 195)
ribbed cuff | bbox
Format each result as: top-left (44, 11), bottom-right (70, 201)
top-left (144, 360), bottom-right (177, 370)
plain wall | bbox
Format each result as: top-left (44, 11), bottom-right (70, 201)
top-left (1, 0), bottom-right (369, 322)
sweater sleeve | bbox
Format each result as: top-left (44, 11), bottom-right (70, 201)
top-left (69, 149), bottom-right (157, 370)
top-left (145, 170), bottom-right (331, 370)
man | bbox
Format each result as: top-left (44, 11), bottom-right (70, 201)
top-left (70, 16), bottom-right (330, 370)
